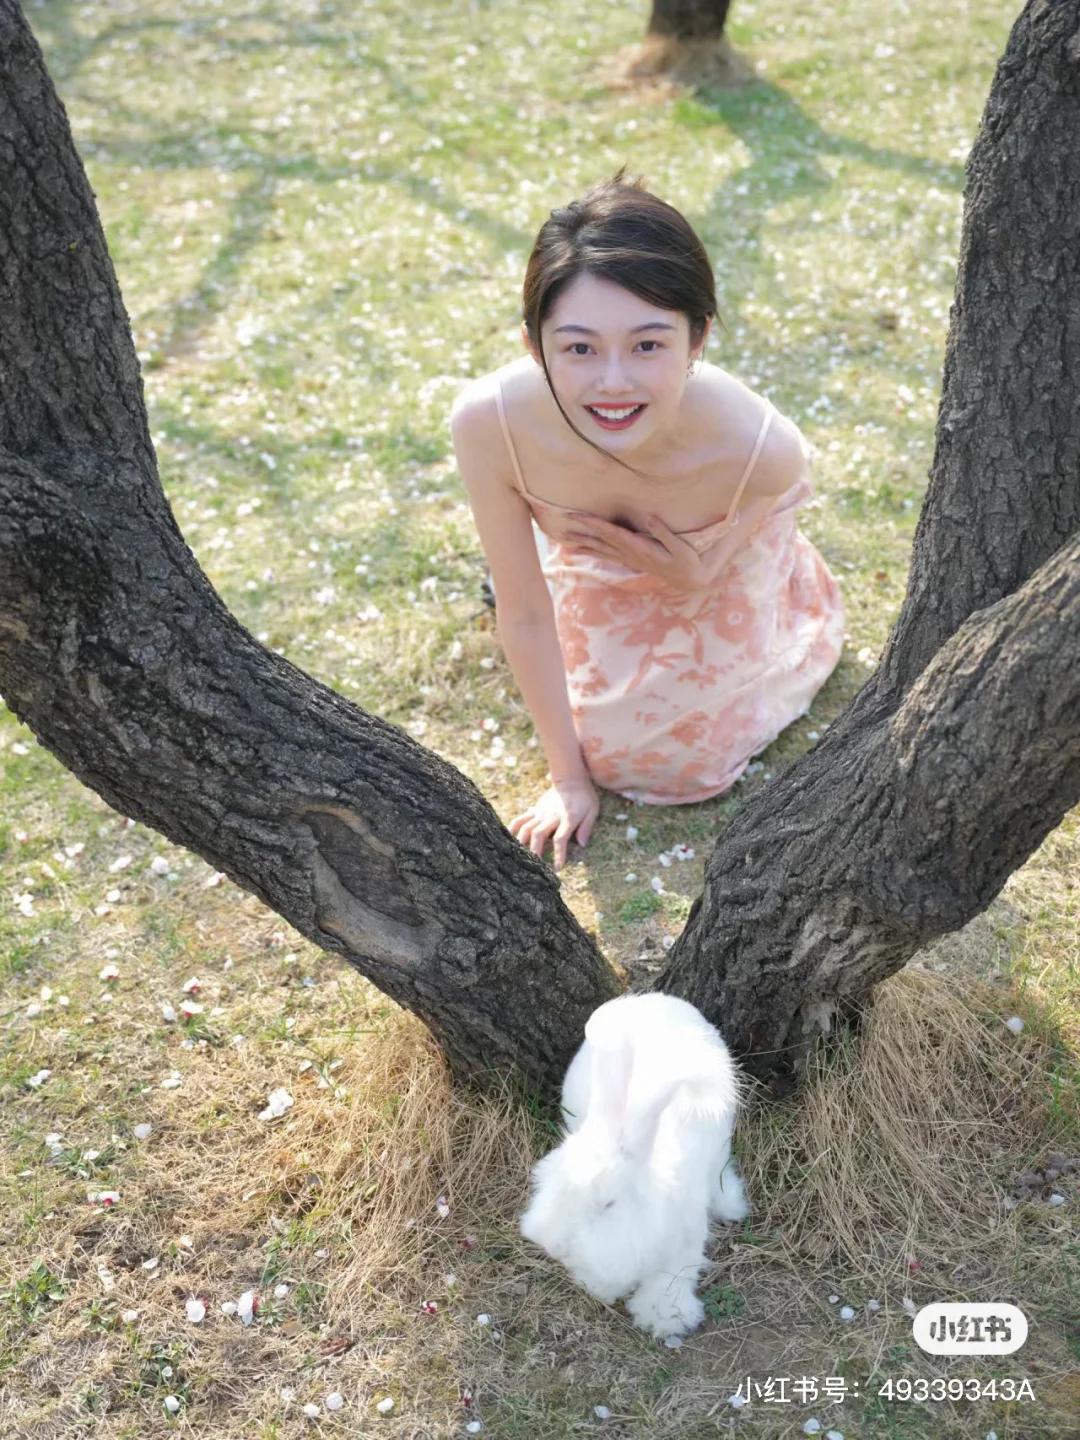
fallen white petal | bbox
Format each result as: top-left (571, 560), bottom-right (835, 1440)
top-left (325, 1393), bottom-right (344, 1411)
top-left (237, 1290), bottom-right (256, 1325)
top-left (728, 1393), bottom-right (748, 1409)
top-left (840, 1305), bottom-right (855, 1320)
top-left (1005, 1015), bottom-right (1024, 1034)
top-left (274, 1283), bottom-right (289, 1298)
top-left (476, 1313), bottom-right (491, 1326)
top-left (375, 1397), bottom-right (393, 1414)
top-left (164, 1395), bottom-right (181, 1413)
top-left (221, 1301), bottom-right (238, 1317)
top-left (182, 976), bottom-right (202, 993)
top-left (1049, 1194), bottom-right (1066, 1206)
top-left (259, 1087), bottom-right (294, 1121)
top-left (663, 1334), bottom-right (682, 1349)
top-left (133, 1123), bottom-right (152, 1141)
top-left (594, 1405), bottom-right (612, 1419)
top-left (867, 1298), bottom-right (881, 1312)
top-left (303, 1402), bottom-right (321, 1417)
top-left (121, 1309), bottom-right (139, 1323)
top-left (902, 1296), bottom-right (917, 1318)
top-left (803, 1422), bottom-right (822, 1436)
top-left (185, 1297), bottom-right (206, 1323)
top-left (435, 1195), bottom-right (450, 1219)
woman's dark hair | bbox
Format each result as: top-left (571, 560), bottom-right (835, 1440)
top-left (522, 166), bottom-right (721, 473)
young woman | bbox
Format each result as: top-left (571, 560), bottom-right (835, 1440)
top-left (451, 170), bottom-right (845, 871)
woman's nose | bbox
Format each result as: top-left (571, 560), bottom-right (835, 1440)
top-left (596, 357), bottom-right (635, 393)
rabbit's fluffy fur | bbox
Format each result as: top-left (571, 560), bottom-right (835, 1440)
top-left (519, 992), bottom-right (748, 1338)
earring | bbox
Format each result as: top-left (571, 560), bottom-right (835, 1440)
top-left (686, 354), bottom-right (697, 378)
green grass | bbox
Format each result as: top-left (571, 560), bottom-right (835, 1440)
top-left (4, 0), bottom-right (1079, 1436)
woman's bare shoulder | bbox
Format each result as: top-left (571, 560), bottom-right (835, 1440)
top-left (692, 363), bottom-right (807, 495)
top-left (450, 357), bottom-right (544, 433)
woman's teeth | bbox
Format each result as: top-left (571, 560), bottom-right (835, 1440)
top-left (587, 404), bottom-right (644, 420)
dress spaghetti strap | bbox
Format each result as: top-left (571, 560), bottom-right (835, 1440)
top-left (493, 375), bottom-right (531, 498)
top-left (726, 401), bottom-right (774, 524)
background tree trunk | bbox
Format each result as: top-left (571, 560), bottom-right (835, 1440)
top-left (0, 0), bottom-right (618, 1091)
top-left (648, 0), bottom-right (732, 42)
top-left (660, 0), bottom-right (1080, 1078)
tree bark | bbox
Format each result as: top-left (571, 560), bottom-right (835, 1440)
top-left (0, 0), bottom-right (618, 1091)
top-left (647, 0), bottom-right (732, 42)
top-left (659, 0), bottom-right (1080, 1076)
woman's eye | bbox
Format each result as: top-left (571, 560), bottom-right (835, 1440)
top-left (569, 343), bottom-right (591, 356)
top-left (638, 340), bottom-right (661, 352)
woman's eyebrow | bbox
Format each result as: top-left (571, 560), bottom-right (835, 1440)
top-left (552, 322), bottom-right (678, 335)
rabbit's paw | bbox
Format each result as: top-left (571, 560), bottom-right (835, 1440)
top-left (627, 1276), bottom-right (705, 1338)
top-left (710, 1164), bottom-right (750, 1223)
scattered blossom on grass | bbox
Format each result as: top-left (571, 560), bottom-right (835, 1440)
top-left (27, 1069), bottom-right (51, 1088)
top-left (99, 964), bottom-right (120, 981)
top-left (325, 1393), bottom-right (344, 1411)
top-left (375, 1397), bottom-right (393, 1414)
top-left (259, 1087), bottom-right (294, 1121)
top-left (185, 1297), bottom-right (206, 1323)
top-left (1005, 1015), bottom-right (1024, 1034)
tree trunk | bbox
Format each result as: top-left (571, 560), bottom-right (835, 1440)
top-left (0, 0), bottom-right (618, 1091)
top-left (660, 0), bottom-right (1080, 1078)
top-left (648, 0), bottom-right (732, 42)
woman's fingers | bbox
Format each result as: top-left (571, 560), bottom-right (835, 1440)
top-left (552, 815), bottom-right (573, 871)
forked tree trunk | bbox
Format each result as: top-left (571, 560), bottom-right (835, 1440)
top-left (648, 0), bottom-right (733, 42)
top-left (1, 0), bottom-right (1079, 1092)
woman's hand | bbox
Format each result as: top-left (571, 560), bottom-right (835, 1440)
top-left (562, 512), bottom-right (724, 589)
top-left (509, 778), bottom-right (599, 872)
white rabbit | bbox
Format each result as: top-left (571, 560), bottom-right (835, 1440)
top-left (519, 991), bottom-right (749, 1338)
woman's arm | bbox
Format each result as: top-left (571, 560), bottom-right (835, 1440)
top-left (450, 380), bottom-right (588, 784)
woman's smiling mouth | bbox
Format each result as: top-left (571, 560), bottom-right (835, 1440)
top-left (585, 403), bottom-right (647, 430)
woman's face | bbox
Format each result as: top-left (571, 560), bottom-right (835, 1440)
top-left (529, 271), bottom-right (707, 456)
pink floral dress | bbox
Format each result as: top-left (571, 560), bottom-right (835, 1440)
top-left (494, 378), bottom-right (846, 804)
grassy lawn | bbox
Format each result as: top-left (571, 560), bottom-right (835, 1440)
top-left (2, 0), bottom-right (1078, 1435)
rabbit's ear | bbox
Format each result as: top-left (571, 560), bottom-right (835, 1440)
top-left (626, 1079), bottom-right (685, 1161)
top-left (588, 1037), bottom-right (633, 1132)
